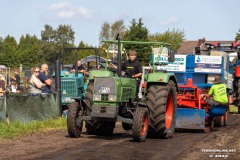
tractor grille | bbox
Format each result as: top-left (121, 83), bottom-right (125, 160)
top-left (94, 78), bottom-right (116, 94)
top-left (101, 94), bottom-right (109, 101)
top-left (122, 88), bottom-right (132, 101)
top-left (61, 78), bottom-right (79, 97)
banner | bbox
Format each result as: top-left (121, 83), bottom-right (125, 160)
top-left (6, 93), bottom-right (60, 123)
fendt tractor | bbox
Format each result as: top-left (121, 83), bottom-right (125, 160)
top-left (67, 37), bottom-right (178, 142)
top-left (153, 41), bottom-right (240, 131)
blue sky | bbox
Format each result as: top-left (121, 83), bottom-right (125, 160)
top-left (0, 0), bottom-right (239, 46)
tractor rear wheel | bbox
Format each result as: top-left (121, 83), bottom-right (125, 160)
top-left (67, 101), bottom-right (83, 138)
top-left (132, 107), bottom-right (149, 142)
top-left (85, 81), bottom-right (115, 135)
top-left (146, 80), bottom-right (177, 138)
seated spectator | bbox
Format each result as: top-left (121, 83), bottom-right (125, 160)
top-left (0, 80), bottom-right (5, 96)
top-left (0, 68), bottom-right (6, 82)
top-left (29, 67), bottom-right (45, 94)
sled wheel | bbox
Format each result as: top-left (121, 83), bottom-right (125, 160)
top-left (224, 111), bottom-right (228, 126)
top-left (214, 116), bottom-right (224, 127)
top-left (132, 107), bottom-right (149, 142)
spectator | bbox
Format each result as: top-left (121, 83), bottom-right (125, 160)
top-left (11, 68), bottom-right (21, 85)
top-left (38, 64), bottom-right (52, 93)
top-left (11, 81), bottom-right (18, 93)
top-left (29, 67), bottom-right (45, 94)
top-left (0, 68), bottom-right (6, 82)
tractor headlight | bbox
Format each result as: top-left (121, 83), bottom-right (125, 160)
top-left (93, 94), bottom-right (101, 101)
top-left (108, 95), bottom-right (116, 101)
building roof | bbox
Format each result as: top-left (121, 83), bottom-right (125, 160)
top-left (177, 39), bottom-right (237, 55)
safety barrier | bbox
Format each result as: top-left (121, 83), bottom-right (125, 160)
top-left (0, 93), bottom-right (60, 123)
top-left (0, 97), bottom-right (6, 122)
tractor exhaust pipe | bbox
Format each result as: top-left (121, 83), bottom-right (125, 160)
top-left (116, 34), bottom-right (121, 77)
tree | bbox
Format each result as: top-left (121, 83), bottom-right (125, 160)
top-left (149, 28), bottom-right (186, 51)
top-left (99, 19), bottom-right (126, 41)
top-left (17, 34), bottom-right (41, 68)
top-left (40, 24), bottom-right (75, 64)
top-left (236, 29), bottom-right (240, 41)
top-left (0, 36), bottom-right (18, 68)
top-left (123, 18), bottom-right (150, 65)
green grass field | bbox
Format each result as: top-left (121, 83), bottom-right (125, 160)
top-left (0, 117), bottom-right (66, 140)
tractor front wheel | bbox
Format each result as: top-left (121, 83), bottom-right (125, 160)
top-left (85, 81), bottom-right (115, 135)
top-left (132, 107), bottom-right (149, 142)
top-left (67, 101), bottom-right (83, 138)
top-left (146, 80), bottom-right (177, 138)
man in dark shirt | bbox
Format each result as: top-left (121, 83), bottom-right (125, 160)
top-left (38, 64), bottom-right (52, 93)
top-left (123, 51), bottom-right (143, 100)
top-left (70, 60), bottom-right (85, 73)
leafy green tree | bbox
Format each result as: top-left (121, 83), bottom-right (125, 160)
top-left (149, 28), bottom-right (186, 50)
top-left (123, 18), bottom-right (150, 65)
top-left (236, 29), bottom-right (240, 41)
top-left (40, 24), bottom-right (75, 64)
top-left (17, 34), bottom-right (41, 68)
top-left (0, 36), bottom-right (18, 68)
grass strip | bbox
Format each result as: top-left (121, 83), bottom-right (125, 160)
top-left (0, 117), bottom-right (67, 139)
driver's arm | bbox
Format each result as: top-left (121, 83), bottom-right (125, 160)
top-left (133, 73), bottom-right (142, 78)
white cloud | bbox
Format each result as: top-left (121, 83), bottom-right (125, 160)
top-left (77, 7), bottom-right (95, 20)
top-left (159, 17), bottom-right (180, 26)
top-left (43, 2), bottom-right (95, 21)
top-left (57, 10), bottom-right (75, 19)
top-left (45, 2), bottom-right (72, 11)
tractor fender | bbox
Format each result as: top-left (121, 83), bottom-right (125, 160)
top-left (235, 65), bottom-right (240, 77)
top-left (146, 72), bottom-right (178, 89)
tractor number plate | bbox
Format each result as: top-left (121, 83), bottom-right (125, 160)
top-left (98, 87), bottom-right (110, 93)
top-left (100, 107), bottom-right (106, 113)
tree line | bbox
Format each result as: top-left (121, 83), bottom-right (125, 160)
top-left (0, 18), bottom-right (239, 68)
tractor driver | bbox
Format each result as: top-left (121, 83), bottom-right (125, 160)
top-left (70, 60), bottom-right (86, 74)
top-left (201, 75), bottom-right (228, 108)
top-left (110, 50), bottom-right (143, 100)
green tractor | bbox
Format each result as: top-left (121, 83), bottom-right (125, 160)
top-left (57, 47), bottom-right (101, 111)
top-left (67, 38), bottom-right (178, 142)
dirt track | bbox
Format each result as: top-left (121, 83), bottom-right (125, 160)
top-left (0, 114), bottom-right (240, 160)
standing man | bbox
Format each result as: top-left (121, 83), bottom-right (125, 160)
top-left (38, 64), bottom-right (52, 93)
top-left (11, 69), bottom-right (20, 85)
